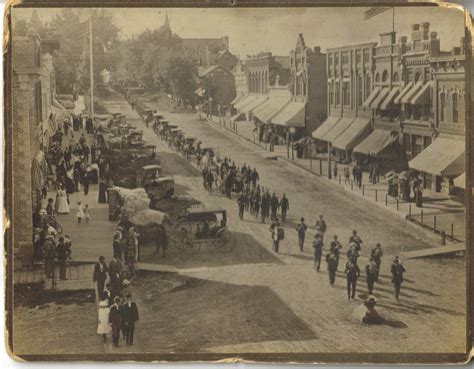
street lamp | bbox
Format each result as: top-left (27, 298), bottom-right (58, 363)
top-left (289, 127), bottom-right (296, 161)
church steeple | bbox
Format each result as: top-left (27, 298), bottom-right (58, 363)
top-left (160, 10), bottom-right (171, 35)
top-left (29, 9), bottom-right (44, 35)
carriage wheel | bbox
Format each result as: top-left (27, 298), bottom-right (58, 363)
top-left (173, 225), bottom-right (192, 251)
top-left (214, 229), bottom-right (235, 253)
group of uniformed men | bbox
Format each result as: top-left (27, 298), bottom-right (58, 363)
top-left (295, 216), bottom-right (406, 301)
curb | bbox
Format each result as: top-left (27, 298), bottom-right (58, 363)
top-left (204, 117), bottom-right (461, 248)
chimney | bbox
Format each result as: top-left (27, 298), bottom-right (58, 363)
top-left (422, 22), bottom-right (430, 40)
top-left (313, 46), bottom-right (321, 54)
top-left (399, 36), bottom-right (407, 54)
top-left (430, 31), bottom-right (437, 40)
top-left (223, 35), bottom-right (229, 51)
top-left (411, 24), bottom-right (420, 31)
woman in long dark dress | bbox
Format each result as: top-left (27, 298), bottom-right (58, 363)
top-left (98, 178), bottom-right (107, 203)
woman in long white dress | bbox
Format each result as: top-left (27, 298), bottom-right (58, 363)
top-left (56, 188), bottom-right (70, 214)
top-left (97, 295), bottom-right (111, 343)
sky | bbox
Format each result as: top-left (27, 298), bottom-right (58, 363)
top-left (12, 6), bottom-right (467, 58)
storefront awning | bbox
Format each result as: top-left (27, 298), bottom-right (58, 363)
top-left (253, 99), bottom-right (274, 120)
top-left (322, 116), bottom-right (355, 143)
top-left (312, 115), bottom-right (341, 140)
top-left (271, 101), bottom-right (306, 127)
top-left (408, 137), bottom-right (465, 176)
top-left (363, 87), bottom-right (381, 108)
top-left (230, 112), bottom-right (246, 123)
top-left (411, 81), bottom-right (433, 105)
top-left (370, 87), bottom-right (391, 109)
top-left (401, 81), bottom-right (423, 104)
top-left (255, 98), bottom-right (291, 123)
top-left (353, 129), bottom-right (398, 155)
top-left (380, 87), bottom-right (400, 110)
top-left (234, 94), bottom-right (258, 110)
top-left (394, 81), bottom-right (414, 104)
top-left (332, 118), bottom-right (371, 150)
top-left (230, 94), bottom-right (244, 105)
top-left (241, 95), bottom-right (269, 114)
top-left (454, 173), bottom-right (465, 189)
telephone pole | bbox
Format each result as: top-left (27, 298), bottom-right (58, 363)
top-left (89, 15), bottom-right (94, 117)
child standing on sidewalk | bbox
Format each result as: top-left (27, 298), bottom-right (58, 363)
top-left (84, 204), bottom-right (91, 223)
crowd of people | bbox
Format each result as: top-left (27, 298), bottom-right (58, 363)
top-left (153, 106), bottom-right (408, 303)
top-left (93, 256), bottom-right (140, 347)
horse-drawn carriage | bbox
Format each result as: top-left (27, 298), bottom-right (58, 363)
top-left (169, 207), bottom-right (234, 253)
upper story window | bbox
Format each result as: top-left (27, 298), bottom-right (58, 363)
top-left (343, 82), bottom-right (350, 105)
top-left (439, 92), bottom-right (445, 122)
top-left (393, 72), bottom-right (399, 82)
top-left (355, 50), bottom-right (361, 64)
top-left (334, 53), bottom-right (339, 66)
top-left (382, 70), bottom-right (389, 82)
top-left (363, 49), bottom-right (370, 63)
top-left (342, 53), bottom-right (349, 65)
top-left (452, 93), bottom-right (459, 123)
top-left (375, 73), bottom-right (380, 83)
top-left (414, 71), bottom-right (421, 83)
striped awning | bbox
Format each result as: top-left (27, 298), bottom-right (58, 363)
top-left (271, 102), bottom-right (306, 127)
top-left (230, 94), bottom-right (244, 105)
top-left (394, 81), bottom-right (414, 104)
top-left (408, 137), bottom-right (465, 176)
top-left (411, 81), bottom-right (433, 105)
top-left (230, 112), bottom-right (246, 123)
top-left (454, 173), bottom-right (465, 189)
top-left (312, 115), bottom-right (341, 140)
top-left (354, 129), bottom-right (398, 155)
top-left (241, 95), bottom-right (269, 114)
top-left (370, 87), bottom-right (391, 109)
top-left (255, 97), bottom-right (291, 123)
top-left (380, 87), bottom-right (400, 110)
top-left (401, 81), bottom-right (423, 104)
top-left (234, 94), bottom-right (259, 110)
top-left (322, 117), bottom-right (355, 143)
top-left (363, 87), bottom-right (381, 108)
top-left (332, 118), bottom-right (371, 150)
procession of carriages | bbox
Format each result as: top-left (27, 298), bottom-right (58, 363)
top-left (101, 95), bottom-right (237, 259)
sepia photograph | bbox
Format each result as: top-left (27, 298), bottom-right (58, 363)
top-left (4, 1), bottom-right (471, 364)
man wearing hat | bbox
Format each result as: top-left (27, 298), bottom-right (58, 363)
top-left (344, 256), bottom-right (360, 300)
top-left (391, 256), bottom-right (406, 300)
top-left (315, 215), bottom-right (327, 240)
top-left (109, 296), bottom-right (123, 347)
top-left (330, 235), bottom-right (342, 270)
top-left (93, 256), bottom-right (108, 299)
top-left (371, 243), bottom-right (383, 281)
top-left (121, 292), bottom-right (139, 346)
top-left (349, 230), bottom-right (363, 252)
top-left (325, 250), bottom-right (338, 286)
top-left (365, 257), bottom-right (378, 294)
top-left (312, 233), bottom-right (324, 271)
top-left (295, 217), bottom-right (307, 252)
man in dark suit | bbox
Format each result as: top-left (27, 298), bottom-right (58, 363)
top-left (109, 297), bottom-right (123, 347)
top-left (93, 256), bottom-right (108, 299)
top-left (121, 292), bottom-right (139, 345)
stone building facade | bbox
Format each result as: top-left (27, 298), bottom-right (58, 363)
top-left (12, 31), bottom-right (58, 263)
top-left (246, 52), bottom-right (290, 94)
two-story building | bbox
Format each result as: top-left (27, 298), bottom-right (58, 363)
top-left (232, 52), bottom-right (290, 121)
top-left (408, 37), bottom-right (466, 194)
top-left (313, 41), bottom-right (376, 162)
top-left (264, 34), bottom-right (327, 136)
top-left (196, 64), bottom-right (236, 115)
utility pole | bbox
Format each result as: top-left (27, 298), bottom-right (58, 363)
top-left (89, 14), bottom-right (94, 117)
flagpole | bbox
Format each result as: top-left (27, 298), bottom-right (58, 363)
top-left (392, 7), bottom-right (395, 33)
top-left (89, 14), bottom-right (94, 118)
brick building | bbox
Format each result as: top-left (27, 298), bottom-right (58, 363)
top-left (313, 41), bottom-right (376, 161)
top-left (12, 29), bottom-right (59, 263)
top-left (409, 37), bottom-right (466, 193)
top-left (233, 52), bottom-right (290, 121)
top-left (196, 64), bottom-right (236, 115)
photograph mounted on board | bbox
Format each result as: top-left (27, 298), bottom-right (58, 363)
top-left (4, 1), bottom-right (472, 364)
